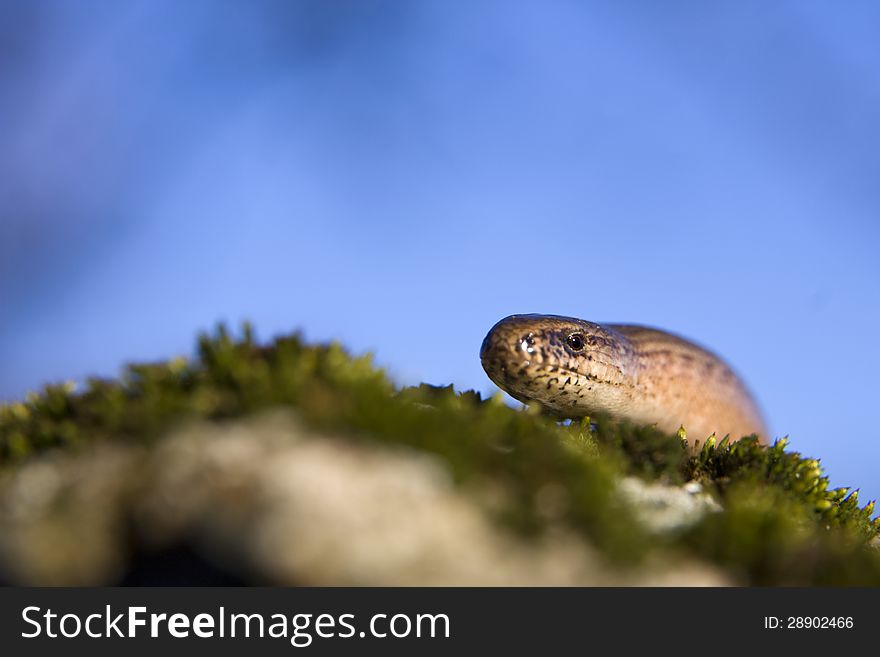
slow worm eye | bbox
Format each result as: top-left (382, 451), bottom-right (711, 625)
top-left (566, 333), bottom-right (585, 352)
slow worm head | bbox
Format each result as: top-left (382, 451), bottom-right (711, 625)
top-left (480, 314), bottom-right (768, 444)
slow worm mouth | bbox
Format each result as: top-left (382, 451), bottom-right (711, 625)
top-left (486, 355), bottom-right (585, 395)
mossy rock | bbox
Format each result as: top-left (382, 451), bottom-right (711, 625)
top-left (0, 324), bottom-right (877, 585)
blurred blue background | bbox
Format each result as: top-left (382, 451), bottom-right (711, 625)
top-left (1, 1), bottom-right (878, 505)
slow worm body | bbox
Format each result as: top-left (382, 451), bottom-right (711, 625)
top-left (480, 314), bottom-right (768, 444)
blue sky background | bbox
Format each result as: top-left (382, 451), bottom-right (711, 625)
top-left (1, 1), bottom-right (878, 506)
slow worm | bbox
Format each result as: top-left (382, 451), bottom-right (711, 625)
top-left (480, 314), bottom-right (768, 444)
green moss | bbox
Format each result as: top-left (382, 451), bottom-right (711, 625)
top-left (1, 324), bottom-right (878, 585)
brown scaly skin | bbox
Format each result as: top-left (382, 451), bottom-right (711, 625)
top-left (480, 314), bottom-right (768, 445)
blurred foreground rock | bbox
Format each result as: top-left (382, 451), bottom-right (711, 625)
top-left (0, 410), bottom-right (729, 586)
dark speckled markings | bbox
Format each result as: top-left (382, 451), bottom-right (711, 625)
top-left (480, 314), bottom-right (768, 446)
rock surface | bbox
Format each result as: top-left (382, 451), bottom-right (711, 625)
top-left (0, 410), bottom-right (730, 586)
